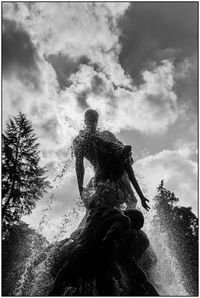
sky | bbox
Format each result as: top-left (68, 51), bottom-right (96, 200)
top-left (2, 2), bottom-right (198, 241)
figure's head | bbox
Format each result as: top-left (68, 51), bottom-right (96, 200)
top-left (84, 109), bottom-right (99, 129)
top-left (124, 209), bottom-right (144, 231)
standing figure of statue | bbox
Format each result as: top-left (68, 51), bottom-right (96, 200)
top-left (48, 110), bottom-right (157, 296)
top-left (73, 109), bottom-right (150, 211)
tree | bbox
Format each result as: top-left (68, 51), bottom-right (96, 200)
top-left (153, 180), bottom-right (198, 295)
top-left (2, 112), bottom-right (51, 238)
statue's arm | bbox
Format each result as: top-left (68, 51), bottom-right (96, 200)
top-left (73, 138), bottom-right (85, 197)
top-left (125, 162), bottom-right (150, 211)
top-left (76, 155), bottom-right (84, 197)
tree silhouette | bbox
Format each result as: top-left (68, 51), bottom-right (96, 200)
top-left (153, 180), bottom-right (198, 295)
top-left (2, 112), bottom-right (51, 238)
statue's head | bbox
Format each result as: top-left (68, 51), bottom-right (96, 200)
top-left (84, 109), bottom-right (99, 129)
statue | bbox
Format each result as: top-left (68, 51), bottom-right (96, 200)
top-left (48, 109), bottom-right (158, 296)
top-left (73, 109), bottom-right (150, 211)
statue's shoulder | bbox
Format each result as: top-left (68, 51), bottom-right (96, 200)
top-left (99, 130), bottom-right (117, 142)
top-left (73, 130), bottom-right (85, 147)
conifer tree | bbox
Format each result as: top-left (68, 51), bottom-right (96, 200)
top-left (154, 180), bottom-right (198, 295)
top-left (2, 113), bottom-right (51, 237)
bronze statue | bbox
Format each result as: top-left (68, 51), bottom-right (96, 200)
top-left (73, 109), bottom-right (150, 211)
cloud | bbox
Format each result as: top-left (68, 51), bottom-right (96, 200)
top-left (3, 2), bottom-right (132, 88)
top-left (3, 18), bottom-right (41, 90)
top-left (118, 2), bottom-right (197, 135)
top-left (3, 3), bottom-right (180, 138)
top-left (46, 54), bottom-right (90, 89)
top-left (174, 55), bottom-right (197, 113)
top-left (119, 2), bottom-right (197, 84)
top-left (174, 138), bottom-right (197, 160)
top-left (135, 150), bottom-right (197, 214)
top-left (63, 60), bottom-right (179, 134)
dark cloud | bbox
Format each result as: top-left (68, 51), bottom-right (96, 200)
top-left (76, 89), bottom-right (90, 109)
top-left (174, 57), bottom-right (197, 113)
top-left (76, 75), bottom-right (106, 109)
top-left (91, 75), bottom-right (105, 95)
top-left (3, 18), bottom-right (41, 90)
top-left (118, 2), bottom-right (197, 84)
top-left (47, 54), bottom-right (90, 89)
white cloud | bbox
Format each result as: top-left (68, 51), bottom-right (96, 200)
top-left (3, 2), bottom-right (131, 88)
top-left (135, 150), bottom-right (197, 214)
top-left (2, 59), bottom-right (66, 170)
top-left (174, 56), bottom-right (197, 80)
top-left (174, 138), bottom-right (197, 159)
top-left (65, 60), bottom-right (179, 134)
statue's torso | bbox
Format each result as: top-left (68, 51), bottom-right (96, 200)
top-left (74, 129), bottom-right (118, 169)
